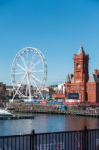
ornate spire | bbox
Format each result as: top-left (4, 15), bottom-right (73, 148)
top-left (78, 46), bottom-right (85, 55)
top-left (66, 74), bottom-right (71, 83)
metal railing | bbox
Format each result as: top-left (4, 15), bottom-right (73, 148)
top-left (0, 127), bottom-right (99, 150)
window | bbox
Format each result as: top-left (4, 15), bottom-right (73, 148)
top-left (97, 75), bottom-right (99, 78)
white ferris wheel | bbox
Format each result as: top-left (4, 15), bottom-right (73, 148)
top-left (11, 47), bottom-right (47, 101)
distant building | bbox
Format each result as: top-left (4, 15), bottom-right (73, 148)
top-left (64, 46), bottom-right (99, 103)
top-left (52, 93), bottom-right (65, 99)
top-left (6, 85), bottom-right (13, 99)
top-left (48, 84), bottom-right (65, 99)
top-left (0, 82), bottom-right (6, 106)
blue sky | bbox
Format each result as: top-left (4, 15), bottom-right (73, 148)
top-left (0, 0), bottom-right (99, 85)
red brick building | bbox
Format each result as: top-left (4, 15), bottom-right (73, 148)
top-left (64, 46), bottom-right (99, 103)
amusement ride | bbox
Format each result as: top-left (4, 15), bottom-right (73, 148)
top-left (11, 47), bottom-right (47, 101)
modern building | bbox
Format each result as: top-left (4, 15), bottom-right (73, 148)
top-left (64, 46), bottom-right (99, 103)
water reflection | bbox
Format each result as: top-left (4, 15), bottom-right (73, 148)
top-left (0, 114), bottom-right (98, 136)
top-left (64, 116), bottom-right (99, 131)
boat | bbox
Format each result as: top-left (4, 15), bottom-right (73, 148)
top-left (0, 109), bottom-right (13, 117)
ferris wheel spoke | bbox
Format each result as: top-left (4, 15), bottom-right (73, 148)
top-left (13, 73), bottom-right (27, 99)
top-left (18, 90), bottom-right (25, 97)
top-left (33, 69), bottom-right (43, 73)
top-left (29, 60), bottom-right (34, 69)
top-left (29, 58), bottom-right (37, 69)
top-left (26, 74), bottom-right (31, 99)
top-left (33, 60), bottom-right (40, 69)
top-left (17, 63), bottom-right (26, 72)
top-left (31, 75), bottom-right (41, 94)
top-left (12, 72), bottom-right (25, 75)
top-left (32, 74), bottom-right (41, 83)
top-left (17, 73), bottom-right (27, 87)
top-left (20, 55), bottom-right (27, 69)
top-left (15, 72), bottom-right (27, 86)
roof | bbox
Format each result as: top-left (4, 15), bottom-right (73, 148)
top-left (88, 75), bottom-right (95, 82)
top-left (78, 46), bottom-right (85, 55)
top-left (88, 74), bottom-right (99, 83)
top-left (93, 74), bottom-right (99, 83)
top-left (66, 74), bottom-right (71, 82)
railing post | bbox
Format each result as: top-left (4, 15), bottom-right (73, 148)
top-left (83, 126), bottom-right (88, 150)
top-left (31, 130), bottom-right (35, 150)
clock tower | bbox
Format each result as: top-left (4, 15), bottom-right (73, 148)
top-left (74, 46), bottom-right (89, 83)
top-left (65, 46), bottom-right (98, 103)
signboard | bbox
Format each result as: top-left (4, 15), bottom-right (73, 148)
top-left (67, 93), bottom-right (79, 99)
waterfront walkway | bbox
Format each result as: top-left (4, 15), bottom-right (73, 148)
top-left (8, 102), bottom-right (99, 118)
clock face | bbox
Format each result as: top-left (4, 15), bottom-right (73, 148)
top-left (76, 63), bottom-right (81, 69)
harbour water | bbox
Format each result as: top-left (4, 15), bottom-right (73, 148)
top-left (0, 113), bottom-right (99, 136)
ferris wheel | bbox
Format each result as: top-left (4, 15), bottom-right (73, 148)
top-left (11, 47), bottom-right (47, 101)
